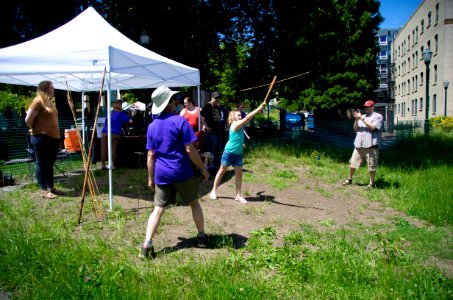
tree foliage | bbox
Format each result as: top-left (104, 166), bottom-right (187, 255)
top-left (0, 0), bottom-right (382, 111)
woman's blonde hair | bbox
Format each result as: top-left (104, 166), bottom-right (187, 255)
top-left (36, 80), bottom-right (54, 110)
top-left (228, 110), bottom-right (240, 126)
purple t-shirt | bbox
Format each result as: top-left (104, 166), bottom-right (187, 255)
top-left (102, 111), bottom-right (130, 135)
top-left (146, 112), bottom-right (197, 185)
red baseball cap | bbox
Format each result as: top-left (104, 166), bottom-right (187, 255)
top-left (363, 100), bottom-right (375, 107)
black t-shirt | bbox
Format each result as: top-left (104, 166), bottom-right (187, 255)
top-left (201, 102), bottom-right (222, 134)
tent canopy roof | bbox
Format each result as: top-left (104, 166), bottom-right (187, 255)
top-left (0, 7), bottom-right (200, 92)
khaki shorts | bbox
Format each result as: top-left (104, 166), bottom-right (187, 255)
top-left (154, 176), bottom-right (199, 207)
top-left (349, 147), bottom-right (379, 171)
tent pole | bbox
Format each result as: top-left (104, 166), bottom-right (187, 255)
top-left (82, 91), bottom-right (86, 146)
top-left (106, 73), bottom-right (113, 211)
top-left (197, 85), bottom-right (201, 130)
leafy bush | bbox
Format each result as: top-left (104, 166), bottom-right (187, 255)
top-left (431, 116), bottom-right (453, 130)
top-left (0, 91), bottom-right (32, 113)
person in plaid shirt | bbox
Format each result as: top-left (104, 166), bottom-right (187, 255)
top-left (342, 100), bottom-right (383, 189)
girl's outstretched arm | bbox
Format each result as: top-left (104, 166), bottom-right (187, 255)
top-left (231, 103), bottom-right (266, 131)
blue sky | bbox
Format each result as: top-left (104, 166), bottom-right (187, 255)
top-left (379, 0), bottom-right (422, 29)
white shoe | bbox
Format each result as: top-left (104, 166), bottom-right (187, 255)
top-left (235, 196), bottom-right (247, 204)
top-left (209, 192), bottom-right (217, 200)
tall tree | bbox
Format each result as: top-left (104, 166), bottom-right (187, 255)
top-left (273, 0), bottom-right (382, 110)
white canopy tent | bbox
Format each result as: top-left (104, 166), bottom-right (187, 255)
top-left (0, 7), bottom-right (201, 210)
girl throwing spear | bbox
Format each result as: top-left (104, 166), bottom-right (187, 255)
top-left (209, 76), bottom-right (276, 203)
top-left (209, 101), bottom-right (266, 204)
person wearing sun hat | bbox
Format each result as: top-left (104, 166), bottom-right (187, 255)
top-left (139, 85), bottom-right (210, 259)
top-left (342, 100), bottom-right (383, 189)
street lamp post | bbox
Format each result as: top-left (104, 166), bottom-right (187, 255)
top-left (140, 30), bottom-right (150, 46)
top-left (423, 48), bottom-right (432, 135)
top-left (443, 80), bottom-right (449, 117)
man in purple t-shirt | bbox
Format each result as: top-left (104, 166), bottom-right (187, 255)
top-left (139, 85), bottom-right (209, 259)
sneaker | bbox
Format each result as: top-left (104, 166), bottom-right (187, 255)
top-left (235, 196), bottom-right (248, 204)
top-left (209, 192), bottom-right (217, 200)
top-left (197, 234), bottom-right (208, 248)
top-left (139, 245), bottom-right (156, 259)
top-left (342, 179), bottom-right (352, 185)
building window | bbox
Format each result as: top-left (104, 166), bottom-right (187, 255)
top-left (427, 40), bottom-right (431, 50)
top-left (420, 98), bottom-right (423, 111)
top-left (415, 51), bottom-right (418, 67)
top-left (434, 65), bottom-right (438, 84)
top-left (421, 19), bottom-right (424, 34)
top-left (428, 11), bottom-right (432, 28)
top-left (379, 35), bottom-right (387, 45)
top-left (435, 34), bottom-right (438, 54)
top-left (415, 26), bottom-right (419, 43)
top-left (415, 75), bottom-right (418, 92)
top-left (435, 3), bottom-right (439, 25)
top-left (408, 35), bottom-right (411, 49)
top-left (380, 64), bottom-right (387, 74)
top-left (421, 72), bottom-right (424, 85)
top-left (408, 79), bottom-right (411, 95)
top-left (421, 46), bottom-right (424, 59)
top-left (415, 99), bottom-right (418, 115)
top-left (380, 49), bottom-right (387, 59)
top-left (433, 94), bottom-right (437, 114)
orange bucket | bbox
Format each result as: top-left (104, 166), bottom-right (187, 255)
top-left (64, 129), bottom-right (81, 152)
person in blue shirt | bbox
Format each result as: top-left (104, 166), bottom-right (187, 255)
top-left (209, 102), bottom-right (265, 204)
top-left (100, 100), bottom-right (130, 170)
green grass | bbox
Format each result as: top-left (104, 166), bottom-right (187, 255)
top-left (1, 131), bottom-right (452, 298)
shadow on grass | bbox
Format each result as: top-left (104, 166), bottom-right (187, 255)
top-left (158, 233), bottom-right (248, 256)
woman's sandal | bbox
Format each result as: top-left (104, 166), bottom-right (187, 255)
top-left (50, 188), bottom-right (64, 195)
top-left (41, 191), bottom-right (57, 199)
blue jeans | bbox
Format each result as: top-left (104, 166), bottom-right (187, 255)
top-left (204, 132), bottom-right (222, 168)
top-left (31, 134), bottom-right (59, 190)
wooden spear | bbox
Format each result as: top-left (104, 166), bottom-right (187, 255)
top-left (78, 68), bottom-right (106, 224)
top-left (261, 75), bottom-right (277, 106)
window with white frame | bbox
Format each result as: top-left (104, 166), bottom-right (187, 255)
top-left (380, 64), bottom-right (387, 74)
top-left (380, 49), bottom-right (387, 59)
top-left (379, 35), bottom-right (387, 45)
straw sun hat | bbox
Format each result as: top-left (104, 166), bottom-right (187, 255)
top-left (151, 85), bottom-right (179, 115)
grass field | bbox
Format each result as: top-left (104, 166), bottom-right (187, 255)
top-left (0, 130), bottom-right (452, 299)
